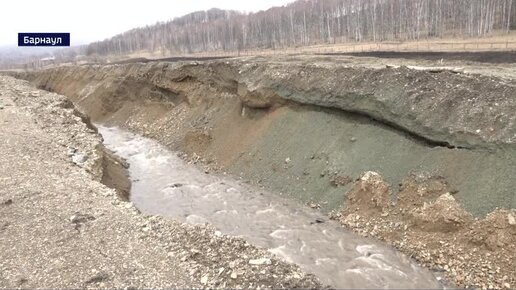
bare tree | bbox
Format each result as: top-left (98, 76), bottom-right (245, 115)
top-left (82, 0), bottom-right (515, 57)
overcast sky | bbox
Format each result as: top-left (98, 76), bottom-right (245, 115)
top-left (0, 0), bottom-right (293, 46)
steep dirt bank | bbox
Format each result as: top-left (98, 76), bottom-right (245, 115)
top-left (51, 97), bottom-right (132, 200)
top-left (15, 57), bottom-right (516, 149)
top-left (9, 55), bottom-right (516, 288)
top-left (14, 56), bottom-right (516, 216)
top-left (0, 75), bottom-right (322, 288)
top-left (101, 148), bottom-right (131, 200)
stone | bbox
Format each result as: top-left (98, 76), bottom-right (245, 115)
top-left (72, 153), bottom-right (88, 165)
top-left (249, 258), bottom-right (271, 265)
top-left (168, 183), bottom-right (183, 188)
top-left (200, 275), bottom-right (209, 285)
top-left (70, 213), bottom-right (95, 224)
top-left (67, 147), bottom-right (77, 157)
top-left (331, 175), bottom-right (353, 187)
top-left (70, 215), bottom-right (80, 223)
top-left (1, 199), bottom-right (12, 206)
top-left (410, 193), bottom-right (473, 232)
top-left (507, 213), bottom-right (515, 225)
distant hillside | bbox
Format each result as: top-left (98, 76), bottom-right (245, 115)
top-left (0, 46), bottom-right (58, 69)
top-left (86, 0), bottom-right (515, 56)
top-left (0, 45), bottom-right (85, 70)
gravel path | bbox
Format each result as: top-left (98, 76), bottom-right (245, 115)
top-left (0, 75), bottom-right (322, 289)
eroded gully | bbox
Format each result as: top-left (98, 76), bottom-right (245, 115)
top-left (98, 125), bottom-right (443, 289)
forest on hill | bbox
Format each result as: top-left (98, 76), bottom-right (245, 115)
top-left (85, 0), bottom-right (515, 56)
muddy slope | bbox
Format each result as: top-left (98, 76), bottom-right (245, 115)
top-left (14, 56), bottom-right (516, 215)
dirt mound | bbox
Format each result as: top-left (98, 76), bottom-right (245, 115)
top-left (336, 172), bottom-right (516, 289)
top-left (409, 192), bottom-right (473, 232)
top-left (344, 171), bottom-right (391, 215)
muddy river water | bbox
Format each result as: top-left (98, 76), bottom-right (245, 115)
top-left (99, 125), bottom-right (443, 289)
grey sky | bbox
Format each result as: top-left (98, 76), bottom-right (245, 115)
top-left (0, 0), bottom-right (294, 46)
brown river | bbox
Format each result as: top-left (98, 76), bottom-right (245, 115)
top-left (99, 125), bottom-right (443, 289)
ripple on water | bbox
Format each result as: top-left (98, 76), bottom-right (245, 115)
top-left (98, 125), bottom-right (442, 289)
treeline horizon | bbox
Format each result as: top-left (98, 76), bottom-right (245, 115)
top-left (2, 0), bottom-right (515, 69)
top-left (84, 0), bottom-right (515, 56)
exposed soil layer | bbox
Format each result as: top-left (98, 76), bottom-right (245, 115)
top-left (14, 56), bottom-right (516, 216)
top-left (0, 75), bottom-right (322, 289)
top-left (322, 51), bottom-right (516, 63)
top-left (101, 148), bottom-right (131, 200)
top-left (8, 55), bottom-right (516, 288)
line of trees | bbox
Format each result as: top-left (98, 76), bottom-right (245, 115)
top-left (85, 0), bottom-right (515, 56)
